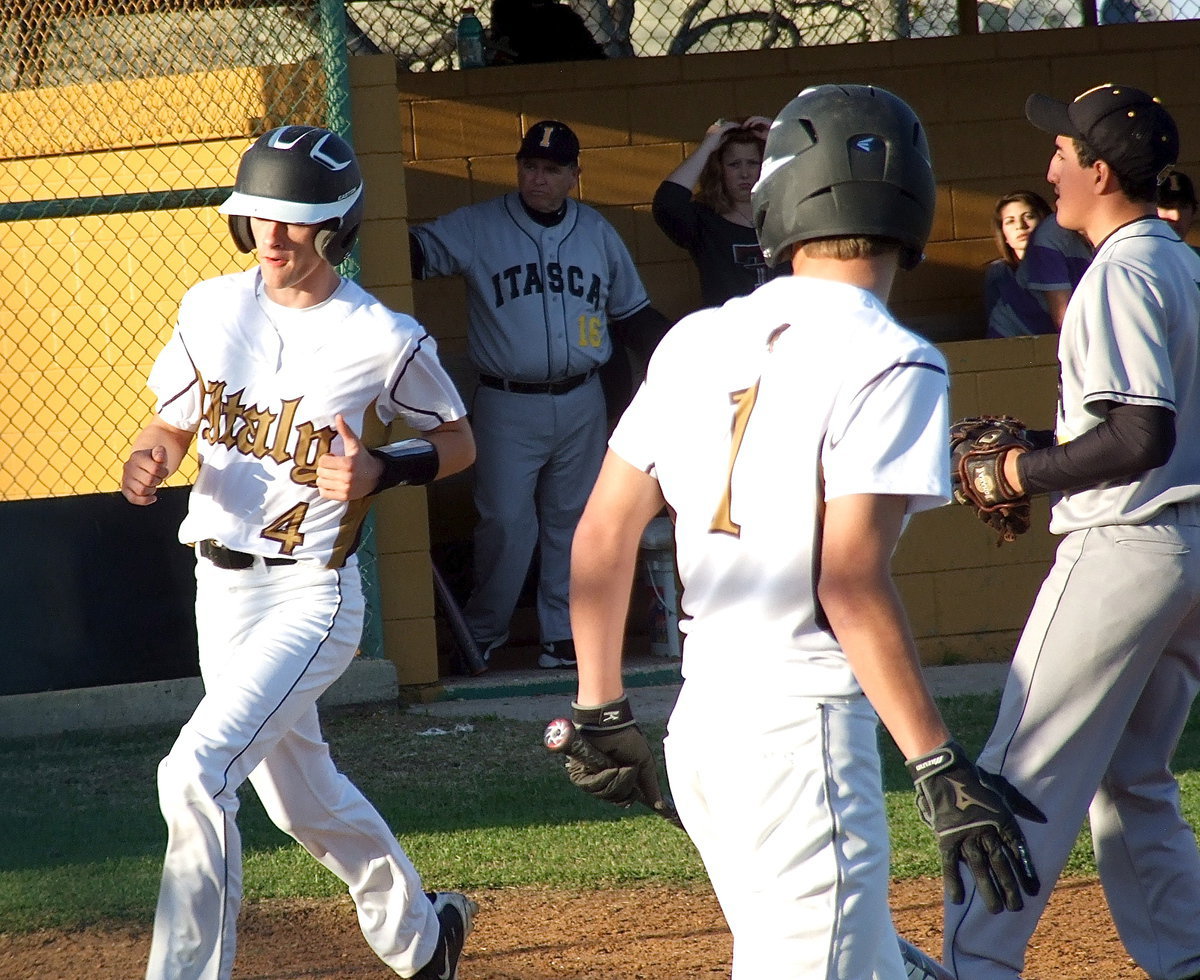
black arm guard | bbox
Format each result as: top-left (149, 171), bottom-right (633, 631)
top-left (368, 438), bottom-right (438, 494)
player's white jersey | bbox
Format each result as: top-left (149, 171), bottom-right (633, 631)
top-left (611, 274), bottom-right (950, 698)
top-left (411, 192), bottom-right (649, 380)
top-left (1051, 218), bottom-right (1200, 534)
top-left (149, 269), bottom-right (467, 568)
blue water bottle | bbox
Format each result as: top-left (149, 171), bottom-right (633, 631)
top-left (456, 6), bottom-right (486, 69)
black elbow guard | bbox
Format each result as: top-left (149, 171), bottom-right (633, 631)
top-left (368, 438), bottom-right (439, 494)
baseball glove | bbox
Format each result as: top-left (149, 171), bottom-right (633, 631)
top-left (949, 416), bottom-right (1035, 545)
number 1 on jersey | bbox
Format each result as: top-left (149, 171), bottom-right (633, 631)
top-left (709, 380), bottom-right (760, 536)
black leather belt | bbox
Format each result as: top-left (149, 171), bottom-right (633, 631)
top-left (478, 370), bottom-right (594, 395)
top-left (199, 539), bottom-right (296, 569)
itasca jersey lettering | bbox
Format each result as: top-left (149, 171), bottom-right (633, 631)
top-left (149, 269), bottom-right (466, 568)
top-left (410, 192), bottom-right (649, 381)
top-left (611, 275), bottom-right (951, 698)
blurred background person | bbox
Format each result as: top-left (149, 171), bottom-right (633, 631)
top-left (984, 190), bottom-right (1057, 338)
top-left (1017, 201), bottom-right (1093, 331)
top-left (1157, 170), bottom-right (1198, 251)
top-left (488, 0), bottom-right (605, 64)
top-left (652, 117), bottom-right (789, 310)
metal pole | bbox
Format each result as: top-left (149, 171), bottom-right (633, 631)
top-left (957, 0), bottom-right (979, 33)
top-left (318, 0), bottom-right (386, 660)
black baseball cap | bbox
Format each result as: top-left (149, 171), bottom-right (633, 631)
top-left (516, 120), bottom-right (580, 166)
top-left (1025, 83), bottom-right (1178, 185)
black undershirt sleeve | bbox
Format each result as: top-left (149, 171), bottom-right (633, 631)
top-left (1017, 401), bottom-right (1175, 495)
top-left (610, 305), bottom-right (672, 366)
top-left (408, 231), bottom-right (425, 280)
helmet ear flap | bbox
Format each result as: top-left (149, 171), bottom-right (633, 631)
top-left (313, 193), bottom-right (364, 266)
top-left (228, 214), bottom-right (255, 254)
top-left (314, 219), bottom-right (358, 266)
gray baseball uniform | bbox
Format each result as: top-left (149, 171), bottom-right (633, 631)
top-left (412, 191), bottom-right (650, 654)
top-left (945, 217), bottom-right (1200, 979)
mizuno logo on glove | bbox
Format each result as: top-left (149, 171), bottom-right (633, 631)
top-left (948, 776), bottom-right (1001, 814)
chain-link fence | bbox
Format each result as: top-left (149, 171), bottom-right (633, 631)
top-left (347, 0), bottom-right (1196, 71)
top-left (1, 0), bottom-right (352, 500)
top-left (0, 1), bottom-right (390, 661)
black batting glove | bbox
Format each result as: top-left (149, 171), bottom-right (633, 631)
top-left (906, 740), bottom-right (1046, 914)
top-left (567, 697), bottom-right (658, 809)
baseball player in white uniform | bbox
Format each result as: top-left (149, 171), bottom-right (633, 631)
top-left (944, 84), bottom-right (1200, 980)
top-left (409, 120), bottom-right (667, 669)
top-left (560, 85), bottom-right (1043, 979)
top-left (119, 126), bottom-right (478, 980)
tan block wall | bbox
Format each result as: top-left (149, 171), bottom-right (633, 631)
top-left (349, 56), bottom-right (442, 688)
top-left (385, 25), bottom-right (1200, 667)
top-left (396, 21), bottom-right (1200, 346)
top-left (891, 332), bottom-right (1061, 664)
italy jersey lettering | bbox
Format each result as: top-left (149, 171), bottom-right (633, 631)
top-left (198, 380), bottom-right (336, 486)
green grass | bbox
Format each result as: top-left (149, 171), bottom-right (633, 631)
top-left (3, 692), bottom-right (1200, 934)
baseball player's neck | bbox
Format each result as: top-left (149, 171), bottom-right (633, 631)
top-left (1074, 198), bottom-right (1157, 251)
top-left (790, 250), bottom-right (898, 303)
top-left (258, 260), bottom-right (341, 310)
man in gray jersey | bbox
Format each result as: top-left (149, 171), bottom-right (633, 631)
top-left (410, 120), bottom-right (667, 670)
top-left (943, 83), bottom-right (1200, 980)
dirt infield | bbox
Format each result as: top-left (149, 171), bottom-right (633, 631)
top-left (0, 876), bottom-right (1141, 979)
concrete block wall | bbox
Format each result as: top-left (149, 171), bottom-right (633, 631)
top-left (895, 335), bottom-right (1060, 664)
top-left (348, 56), bottom-right (443, 688)
top-left (395, 21), bottom-right (1200, 349)
top-left (379, 22), bottom-right (1200, 667)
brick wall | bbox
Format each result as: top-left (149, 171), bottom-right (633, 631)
top-left (394, 21), bottom-right (1200, 347)
top-left (896, 335), bottom-right (1060, 664)
top-left (376, 23), bottom-right (1200, 668)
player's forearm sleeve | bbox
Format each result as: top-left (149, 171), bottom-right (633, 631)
top-left (611, 306), bottom-right (672, 364)
top-left (1018, 403), bottom-right (1175, 494)
top-left (408, 231), bottom-right (426, 280)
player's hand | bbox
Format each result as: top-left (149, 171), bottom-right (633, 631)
top-left (121, 445), bottom-right (169, 505)
top-left (565, 698), bottom-right (661, 809)
top-left (743, 114), bottom-right (773, 135)
top-left (906, 740), bottom-right (1046, 914)
top-left (703, 118), bottom-right (741, 140)
top-left (316, 415), bottom-right (383, 502)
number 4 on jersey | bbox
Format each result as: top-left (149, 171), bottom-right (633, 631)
top-left (261, 502), bottom-right (308, 554)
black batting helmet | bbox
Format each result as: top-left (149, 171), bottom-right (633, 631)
top-left (219, 125), bottom-right (364, 266)
top-left (752, 85), bottom-right (936, 270)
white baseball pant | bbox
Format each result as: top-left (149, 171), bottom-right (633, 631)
top-left (145, 557), bottom-right (437, 980)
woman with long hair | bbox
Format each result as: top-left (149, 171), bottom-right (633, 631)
top-left (653, 117), bottom-right (789, 310)
top-left (984, 190), bottom-right (1056, 337)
